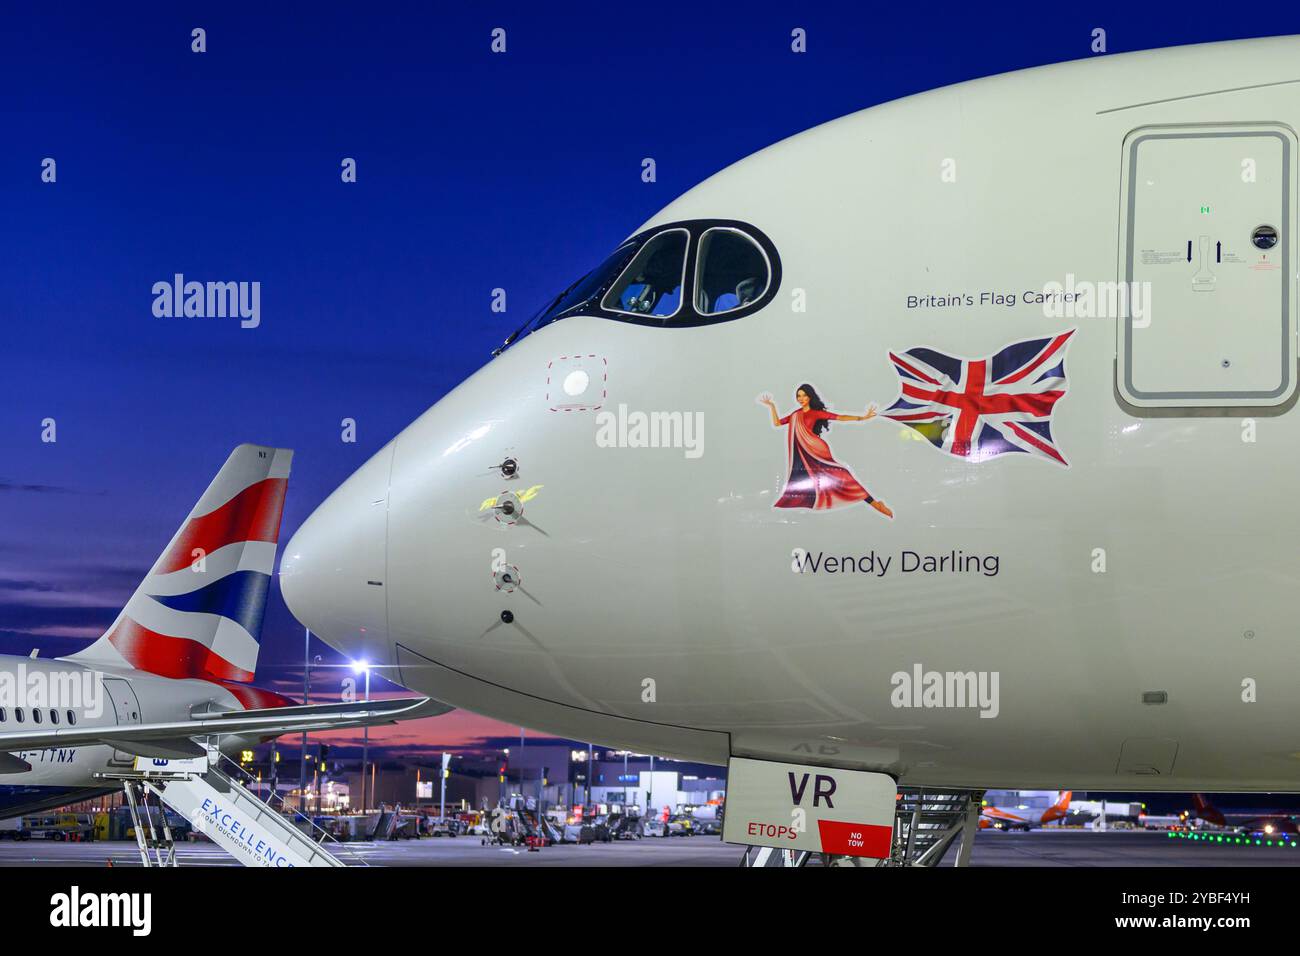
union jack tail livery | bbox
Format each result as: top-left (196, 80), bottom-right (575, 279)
top-left (882, 330), bottom-right (1074, 466)
top-left (70, 444), bottom-right (292, 683)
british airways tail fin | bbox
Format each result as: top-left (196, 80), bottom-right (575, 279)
top-left (67, 444), bottom-right (292, 683)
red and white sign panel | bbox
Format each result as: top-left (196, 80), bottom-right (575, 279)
top-left (722, 757), bottom-right (896, 859)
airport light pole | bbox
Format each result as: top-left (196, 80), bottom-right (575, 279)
top-left (300, 628), bottom-right (310, 814)
top-left (585, 742), bottom-right (593, 806)
top-left (362, 664), bottom-right (370, 812)
top-left (440, 752), bottom-right (450, 820)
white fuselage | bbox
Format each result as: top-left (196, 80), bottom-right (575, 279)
top-left (282, 37), bottom-right (1300, 792)
top-left (0, 655), bottom-right (254, 808)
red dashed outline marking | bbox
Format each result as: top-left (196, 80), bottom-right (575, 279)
top-left (492, 491), bottom-right (520, 524)
top-left (546, 354), bottom-right (607, 412)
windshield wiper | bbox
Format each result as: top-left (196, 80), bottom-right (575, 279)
top-left (493, 314), bottom-right (538, 356)
top-left (491, 274), bottom-right (588, 356)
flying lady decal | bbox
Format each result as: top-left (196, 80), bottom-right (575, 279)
top-left (882, 330), bottom-right (1075, 466)
top-left (758, 385), bottom-right (893, 518)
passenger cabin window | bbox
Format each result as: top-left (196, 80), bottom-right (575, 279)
top-left (32, 708), bottom-right (42, 724)
top-left (67, 709), bottom-right (77, 726)
top-left (0, 707), bottom-right (6, 722)
top-left (694, 227), bottom-right (770, 315)
top-left (50, 709), bottom-right (59, 725)
top-left (601, 229), bottom-right (688, 319)
top-left (15, 707), bottom-right (24, 723)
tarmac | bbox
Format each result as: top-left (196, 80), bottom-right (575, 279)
top-left (1, 828), bottom-right (1298, 866)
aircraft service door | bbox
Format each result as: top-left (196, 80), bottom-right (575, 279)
top-left (1118, 124), bottom-right (1297, 409)
top-left (103, 677), bottom-right (143, 767)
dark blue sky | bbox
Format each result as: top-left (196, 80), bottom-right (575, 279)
top-left (3, 3), bottom-right (1298, 753)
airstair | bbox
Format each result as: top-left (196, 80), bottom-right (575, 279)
top-left (100, 751), bottom-right (359, 867)
top-left (886, 788), bottom-right (985, 867)
top-left (740, 846), bottom-right (815, 867)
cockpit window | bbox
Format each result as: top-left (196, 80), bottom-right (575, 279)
top-left (601, 229), bottom-right (688, 319)
top-left (498, 219), bottom-right (780, 352)
top-left (694, 227), bottom-right (770, 316)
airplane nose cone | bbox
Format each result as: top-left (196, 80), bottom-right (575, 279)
top-left (280, 446), bottom-right (393, 660)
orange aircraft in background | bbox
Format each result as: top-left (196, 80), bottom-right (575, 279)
top-left (980, 791), bottom-right (1072, 831)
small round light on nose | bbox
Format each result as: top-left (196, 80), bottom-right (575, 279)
top-left (562, 369), bottom-right (589, 397)
top-left (500, 610), bottom-right (515, 624)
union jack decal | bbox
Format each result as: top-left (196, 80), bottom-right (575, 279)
top-left (882, 330), bottom-right (1074, 467)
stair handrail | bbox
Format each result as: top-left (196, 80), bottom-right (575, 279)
top-left (214, 753), bottom-right (369, 866)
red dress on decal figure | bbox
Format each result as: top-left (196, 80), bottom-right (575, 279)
top-left (759, 384), bottom-right (893, 517)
